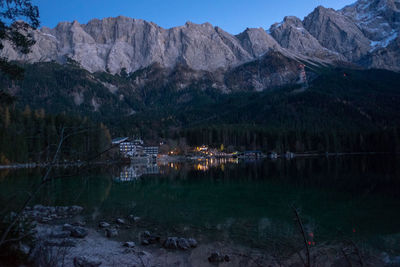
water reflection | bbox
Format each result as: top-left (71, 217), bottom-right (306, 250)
top-left (114, 163), bottom-right (159, 182)
top-left (1, 156), bottom-right (400, 252)
top-left (114, 158), bottom-right (240, 181)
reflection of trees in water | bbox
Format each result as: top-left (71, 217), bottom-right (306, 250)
top-left (0, 169), bottom-right (10, 181)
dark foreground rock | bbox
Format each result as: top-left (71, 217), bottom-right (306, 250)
top-left (98, 222), bottom-right (110, 228)
top-left (105, 228), bottom-right (118, 238)
top-left (70, 226), bottom-right (89, 238)
top-left (22, 205), bottom-right (84, 223)
top-left (123, 241), bottom-right (136, 248)
top-left (141, 231), bottom-right (160, 245)
top-left (163, 237), bottom-right (198, 250)
top-left (208, 252), bottom-right (230, 263)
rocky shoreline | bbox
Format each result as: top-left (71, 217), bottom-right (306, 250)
top-left (7, 205), bottom-right (398, 267)
top-left (14, 205), bottom-right (254, 267)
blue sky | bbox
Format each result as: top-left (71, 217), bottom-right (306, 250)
top-left (33, 0), bottom-right (355, 34)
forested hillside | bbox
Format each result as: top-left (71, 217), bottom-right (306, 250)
top-left (0, 91), bottom-right (111, 164)
top-left (1, 62), bottom-right (400, 154)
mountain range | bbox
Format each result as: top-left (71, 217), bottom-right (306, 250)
top-left (0, 0), bottom-right (399, 84)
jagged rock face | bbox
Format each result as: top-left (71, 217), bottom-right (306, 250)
top-left (0, 0), bottom-right (399, 78)
top-left (235, 27), bottom-right (281, 57)
top-left (359, 35), bottom-right (400, 71)
top-left (269, 16), bottom-right (344, 61)
top-left (340, 0), bottom-right (400, 70)
top-left (340, 0), bottom-right (400, 41)
top-left (0, 17), bottom-right (273, 74)
top-left (225, 51), bottom-right (303, 92)
top-left (303, 6), bottom-right (371, 61)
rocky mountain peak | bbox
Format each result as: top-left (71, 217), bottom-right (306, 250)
top-left (236, 27), bottom-right (280, 57)
top-left (303, 4), bottom-right (371, 61)
top-left (341, 0), bottom-right (400, 41)
top-left (0, 0), bottom-right (399, 76)
top-left (269, 15), bottom-right (344, 61)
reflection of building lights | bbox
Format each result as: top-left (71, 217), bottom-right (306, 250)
top-left (195, 164), bottom-right (209, 171)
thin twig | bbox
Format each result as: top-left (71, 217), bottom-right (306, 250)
top-left (291, 205), bottom-right (311, 267)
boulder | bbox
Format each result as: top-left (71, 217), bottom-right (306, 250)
top-left (140, 231), bottom-right (160, 245)
top-left (62, 224), bottom-right (74, 232)
top-left (105, 228), bottom-right (118, 238)
top-left (116, 218), bottom-right (125, 225)
top-left (177, 238), bottom-right (190, 250)
top-left (208, 252), bottom-right (228, 263)
top-left (123, 241), bottom-right (136, 248)
top-left (163, 237), bottom-right (178, 249)
top-left (70, 226), bottom-right (88, 238)
top-left (188, 238), bottom-right (198, 248)
top-left (98, 222), bottom-right (110, 228)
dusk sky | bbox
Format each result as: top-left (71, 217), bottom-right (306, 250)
top-left (33, 0), bottom-right (355, 34)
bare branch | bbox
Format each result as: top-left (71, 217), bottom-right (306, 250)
top-left (291, 205), bottom-right (311, 267)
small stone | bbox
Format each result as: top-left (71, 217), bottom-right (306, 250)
top-left (40, 217), bottom-right (51, 223)
top-left (129, 215), bottom-right (141, 222)
top-left (177, 238), bottom-right (190, 250)
top-left (143, 231), bottom-right (151, 238)
top-left (141, 239), bottom-right (150, 246)
top-left (19, 243), bottom-right (31, 255)
top-left (73, 256), bottom-right (101, 267)
top-left (70, 227), bottom-right (88, 238)
top-left (105, 228), bottom-right (118, 238)
top-left (116, 218), bottom-right (125, 224)
top-left (99, 222), bottom-right (110, 228)
top-left (62, 224), bottom-right (74, 232)
top-left (73, 221), bottom-right (86, 227)
top-left (123, 241), bottom-right (136, 248)
top-left (208, 252), bottom-right (225, 263)
top-left (33, 204), bottom-right (46, 211)
top-left (188, 238), bottom-right (198, 248)
top-left (69, 206), bottom-right (84, 214)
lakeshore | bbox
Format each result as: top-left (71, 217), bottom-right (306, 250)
top-left (1, 155), bottom-right (400, 266)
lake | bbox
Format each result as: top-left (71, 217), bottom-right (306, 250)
top-left (1, 155), bottom-right (399, 255)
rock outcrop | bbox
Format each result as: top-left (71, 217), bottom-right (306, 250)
top-left (269, 16), bottom-right (344, 61)
top-left (303, 6), bottom-right (371, 62)
top-left (340, 0), bottom-right (400, 71)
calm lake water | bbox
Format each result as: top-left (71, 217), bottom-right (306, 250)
top-left (1, 156), bottom-right (400, 253)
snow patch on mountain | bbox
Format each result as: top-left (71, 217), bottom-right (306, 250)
top-left (370, 31), bottom-right (398, 51)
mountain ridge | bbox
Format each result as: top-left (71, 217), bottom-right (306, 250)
top-left (0, 0), bottom-right (399, 77)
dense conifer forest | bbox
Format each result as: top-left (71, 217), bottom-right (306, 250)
top-left (1, 62), bottom-right (400, 161)
top-left (0, 92), bottom-right (111, 164)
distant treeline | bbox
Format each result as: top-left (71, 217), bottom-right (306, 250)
top-left (178, 126), bottom-right (400, 153)
top-left (0, 93), bottom-right (111, 164)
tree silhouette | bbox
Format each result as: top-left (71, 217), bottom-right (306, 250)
top-left (0, 0), bottom-right (39, 79)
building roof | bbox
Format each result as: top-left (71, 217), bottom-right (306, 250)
top-left (112, 137), bottom-right (129, 144)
